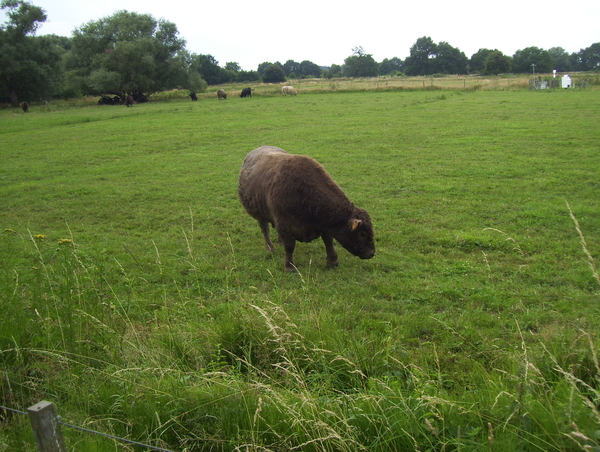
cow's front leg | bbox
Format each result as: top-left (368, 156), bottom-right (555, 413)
top-left (322, 234), bottom-right (339, 268)
top-left (278, 231), bottom-right (297, 272)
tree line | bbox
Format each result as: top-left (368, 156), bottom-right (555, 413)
top-left (2, 0), bottom-right (599, 107)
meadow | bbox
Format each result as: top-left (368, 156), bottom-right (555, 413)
top-left (1, 82), bottom-right (599, 451)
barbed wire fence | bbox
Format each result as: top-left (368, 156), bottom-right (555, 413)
top-left (1, 402), bottom-right (175, 452)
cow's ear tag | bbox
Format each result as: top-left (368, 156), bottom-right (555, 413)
top-left (350, 219), bottom-right (362, 231)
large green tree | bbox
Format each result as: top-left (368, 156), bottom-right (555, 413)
top-left (190, 54), bottom-right (222, 85)
top-left (283, 60), bottom-right (301, 76)
top-left (299, 60), bottom-right (322, 78)
top-left (483, 51), bottom-right (512, 75)
top-left (173, 50), bottom-right (207, 93)
top-left (65, 10), bottom-right (187, 99)
top-left (257, 61), bottom-right (283, 78)
top-left (512, 47), bottom-right (553, 74)
top-left (187, 55), bottom-right (254, 85)
top-left (405, 37), bottom-right (468, 75)
top-left (0, 0), bottom-right (63, 106)
top-left (379, 57), bottom-right (404, 75)
top-left (470, 49), bottom-right (495, 74)
top-left (404, 37), bottom-right (437, 76)
top-left (224, 62), bottom-right (240, 72)
top-left (323, 63), bottom-right (342, 79)
top-left (548, 47), bottom-right (571, 72)
top-left (571, 43), bottom-right (600, 71)
top-left (434, 42), bottom-right (468, 74)
top-left (343, 47), bottom-right (379, 77)
top-left (281, 59), bottom-right (321, 78)
top-left (583, 42), bottom-right (600, 70)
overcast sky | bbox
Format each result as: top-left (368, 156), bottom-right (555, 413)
top-left (2, 0), bottom-right (599, 71)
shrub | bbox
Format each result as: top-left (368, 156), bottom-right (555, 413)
top-left (262, 64), bottom-right (286, 83)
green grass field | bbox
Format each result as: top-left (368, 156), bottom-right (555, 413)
top-left (1, 86), bottom-right (599, 451)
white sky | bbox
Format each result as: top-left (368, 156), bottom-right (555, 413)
top-left (2, 0), bottom-right (599, 71)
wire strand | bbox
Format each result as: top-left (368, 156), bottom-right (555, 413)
top-left (0, 405), bottom-right (174, 452)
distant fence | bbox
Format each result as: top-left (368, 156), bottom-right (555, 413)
top-left (530, 76), bottom-right (591, 90)
top-left (530, 78), bottom-right (561, 90)
top-left (1, 401), bottom-right (174, 452)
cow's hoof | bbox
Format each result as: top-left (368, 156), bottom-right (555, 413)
top-left (326, 260), bottom-right (339, 269)
top-left (284, 263), bottom-right (298, 273)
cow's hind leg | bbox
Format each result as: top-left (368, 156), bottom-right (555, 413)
top-left (259, 221), bottom-right (275, 252)
top-left (322, 234), bottom-right (339, 268)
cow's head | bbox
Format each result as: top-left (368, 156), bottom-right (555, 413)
top-left (333, 208), bottom-right (375, 259)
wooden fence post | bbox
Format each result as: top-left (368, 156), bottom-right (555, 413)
top-left (28, 401), bottom-right (67, 452)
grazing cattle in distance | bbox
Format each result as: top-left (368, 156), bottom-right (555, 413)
top-left (20, 101), bottom-right (29, 112)
top-left (98, 95), bottom-right (120, 106)
top-left (190, 91), bottom-right (198, 101)
top-left (238, 146), bottom-right (375, 271)
top-left (217, 89), bottom-right (227, 100)
top-left (282, 86), bottom-right (297, 96)
top-left (124, 95), bottom-right (134, 107)
top-left (240, 87), bottom-right (252, 98)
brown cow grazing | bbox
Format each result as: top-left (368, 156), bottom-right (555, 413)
top-left (20, 101), bottom-right (29, 112)
top-left (217, 89), bottom-right (227, 100)
top-left (190, 91), bottom-right (198, 101)
top-left (238, 146), bottom-right (375, 271)
top-left (124, 95), bottom-right (134, 107)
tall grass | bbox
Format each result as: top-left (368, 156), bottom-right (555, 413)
top-left (567, 201), bottom-right (600, 286)
top-left (1, 88), bottom-right (599, 451)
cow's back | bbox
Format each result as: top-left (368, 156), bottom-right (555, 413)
top-left (239, 146), bottom-right (351, 227)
